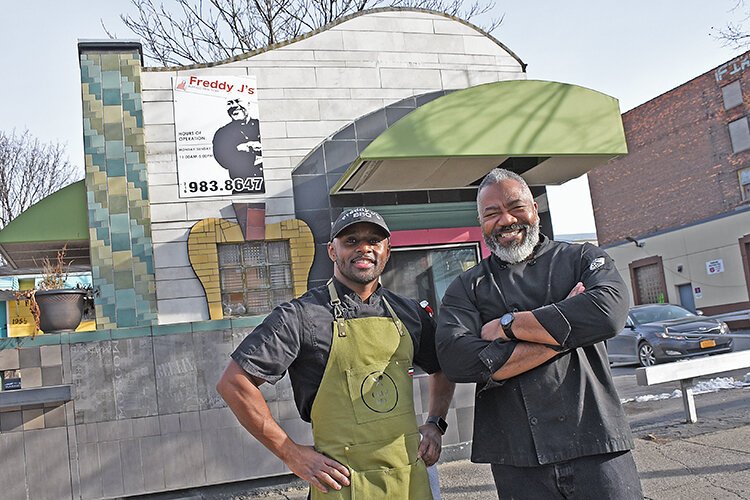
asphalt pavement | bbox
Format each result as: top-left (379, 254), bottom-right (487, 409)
top-left (142, 353), bottom-right (750, 500)
top-left (172, 384), bottom-right (749, 500)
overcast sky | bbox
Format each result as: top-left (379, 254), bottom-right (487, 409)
top-left (0, 1), bottom-right (744, 235)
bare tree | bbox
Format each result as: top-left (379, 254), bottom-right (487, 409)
top-left (106, 0), bottom-right (502, 66)
top-left (714, 0), bottom-right (750, 48)
top-left (0, 129), bottom-right (79, 229)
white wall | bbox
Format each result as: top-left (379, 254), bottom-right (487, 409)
top-left (605, 210), bottom-right (750, 310)
top-left (141, 10), bottom-right (526, 324)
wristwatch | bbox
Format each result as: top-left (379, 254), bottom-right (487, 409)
top-left (500, 312), bottom-right (517, 340)
top-left (426, 415), bottom-right (448, 435)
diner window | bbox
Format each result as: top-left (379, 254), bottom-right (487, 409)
top-left (740, 167), bottom-right (750, 201)
top-left (381, 243), bottom-right (480, 314)
top-left (728, 117), bottom-right (750, 153)
top-left (218, 241), bottom-right (293, 316)
top-left (723, 80), bottom-right (743, 110)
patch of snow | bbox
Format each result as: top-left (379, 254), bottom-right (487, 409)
top-left (621, 376), bottom-right (750, 404)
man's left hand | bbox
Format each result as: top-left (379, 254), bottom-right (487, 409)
top-left (481, 282), bottom-right (586, 342)
top-left (417, 423), bottom-right (443, 467)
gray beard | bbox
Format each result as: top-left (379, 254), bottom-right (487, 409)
top-left (484, 222), bottom-right (540, 264)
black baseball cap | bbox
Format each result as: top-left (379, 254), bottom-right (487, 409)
top-left (330, 208), bottom-right (390, 240)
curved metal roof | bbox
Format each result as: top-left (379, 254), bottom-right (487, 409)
top-left (0, 181), bottom-right (89, 271)
top-left (331, 80), bottom-right (627, 193)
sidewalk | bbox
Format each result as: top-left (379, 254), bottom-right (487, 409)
top-left (438, 424), bottom-right (750, 499)
top-left (221, 424), bottom-right (750, 500)
top-left (149, 387), bottom-right (750, 500)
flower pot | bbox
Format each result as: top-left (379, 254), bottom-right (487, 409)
top-left (35, 289), bottom-right (87, 333)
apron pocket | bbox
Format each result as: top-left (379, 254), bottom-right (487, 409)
top-left (345, 435), bottom-right (430, 500)
top-left (344, 432), bottom-right (421, 471)
top-left (345, 358), bottom-right (414, 425)
top-left (349, 460), bottom-right (431, 500)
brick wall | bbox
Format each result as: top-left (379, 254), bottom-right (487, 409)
top-left (589, 51), bottom-right (750, 246)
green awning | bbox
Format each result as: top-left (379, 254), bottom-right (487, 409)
top-left (331, 80), bottom-right (627, 193)
top-left (0, 180), bottom-right (89, 272)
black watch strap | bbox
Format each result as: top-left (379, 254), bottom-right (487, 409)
top-left (426, 415), bottom-right (447, 435)
top-left (500, 312), bottom-right (517, 341)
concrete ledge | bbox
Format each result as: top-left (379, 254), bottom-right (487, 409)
top-left (636, 350), bottom-right (750, 386)
top-left (636, 350), bottom-right (750, 423)
top-left (0, 384), bottom-right (73, 408)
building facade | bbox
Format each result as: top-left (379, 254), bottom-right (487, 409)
top-left (589, 51), bottom-right (750, 317)
top-left (0, 9), bottom-right (628, 499)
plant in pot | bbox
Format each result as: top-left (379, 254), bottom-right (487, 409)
top-left (15, 245), bottom-right (89, 335)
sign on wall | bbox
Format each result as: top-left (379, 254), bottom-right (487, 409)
top-left (706, 259), bottom-right (724, 275)
top-left (173, 75), bottom-right (264, 197)
top-left (7, 299), bottom-right (36, 337)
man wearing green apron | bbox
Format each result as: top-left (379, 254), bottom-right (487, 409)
top-left (218, 208), bottom-right (455, 498)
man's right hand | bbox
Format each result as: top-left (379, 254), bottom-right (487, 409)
top-left (285, 444), bottom-right (351, 493)
top-left (566, 281), bottom-right (585, 298)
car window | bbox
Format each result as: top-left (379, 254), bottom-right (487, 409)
top-left (630, 305), bottom-right (696, 324)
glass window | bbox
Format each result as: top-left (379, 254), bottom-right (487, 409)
top-left (740, 167), bottom-right (750, 201)
top-left (729, 117), bottom-right (750, 153)
top-left (381, 244), bottom-right (480, 313)
top-left (219, 241), bottom-right (293, 316)
top-left (723, 80), bottom-right (743, 110)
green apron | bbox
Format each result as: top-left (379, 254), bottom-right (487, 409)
top-left (309, 280), bottom-right (432, 499)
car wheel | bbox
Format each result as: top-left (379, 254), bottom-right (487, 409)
top-left (638, 342), bottom-right (657, 367)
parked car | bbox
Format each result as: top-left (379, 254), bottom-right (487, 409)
top-left (607, 304), bottom-right (733, 367)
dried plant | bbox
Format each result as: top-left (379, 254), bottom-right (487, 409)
top-left (13, 245), bottom-right (72, 335)
top-left (14, 290), bottom-right (41, 335)
top-left (38, 245), bottom-right (71, 290)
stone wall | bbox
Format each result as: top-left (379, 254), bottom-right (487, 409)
top-left (0, 321), bottom-right (476, 499)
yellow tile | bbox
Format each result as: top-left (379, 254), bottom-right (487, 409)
top-left (209, 303), bottom-right (224, 320)
top-left (265, 224), bottom-right (282, 239)
top-left (102, 105), bottom-right (123, 123)
top-left (224, 225), bottom-right (243, 242)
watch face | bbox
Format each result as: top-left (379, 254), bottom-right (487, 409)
top-left (428, 416), bottom-right (447, 434)
top-left (500, 313), bottom-right (514, 328)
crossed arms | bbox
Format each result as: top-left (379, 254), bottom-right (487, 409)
top-left (436, 259), bottom-right (629, 385)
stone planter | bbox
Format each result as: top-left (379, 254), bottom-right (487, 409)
top-left (35, 289), bottom-right (87, 333)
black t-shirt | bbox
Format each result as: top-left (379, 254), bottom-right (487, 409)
top-left (231, 278), bottom-right (440, 422)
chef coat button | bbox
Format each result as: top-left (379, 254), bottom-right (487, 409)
top-left (530, 417), bottom-right (538, 425)
top-left (558, 416), bottom-right (566, 422)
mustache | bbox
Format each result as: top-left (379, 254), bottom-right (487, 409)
top-left (491, 223), bottom-right (529, 237)
top-left (350, 254), bottom-right (376, 263)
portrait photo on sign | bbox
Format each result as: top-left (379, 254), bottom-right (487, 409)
top-left (173, 75), bottom-right (265, 197)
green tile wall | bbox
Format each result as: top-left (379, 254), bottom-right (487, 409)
top-left (79, 45), bottom-right (157, 329)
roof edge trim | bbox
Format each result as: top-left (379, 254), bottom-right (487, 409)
top-left (142, 7), bottom-right (526, 72)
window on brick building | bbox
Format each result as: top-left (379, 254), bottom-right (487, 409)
top-left (722, 80), bottom-right (743, 110)
top-left (728, 117), bottom-right (750, 153)
top-left (218, 241), bottom-right (293, 316)
top-left (740, 167), bottom-right (750, 200)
